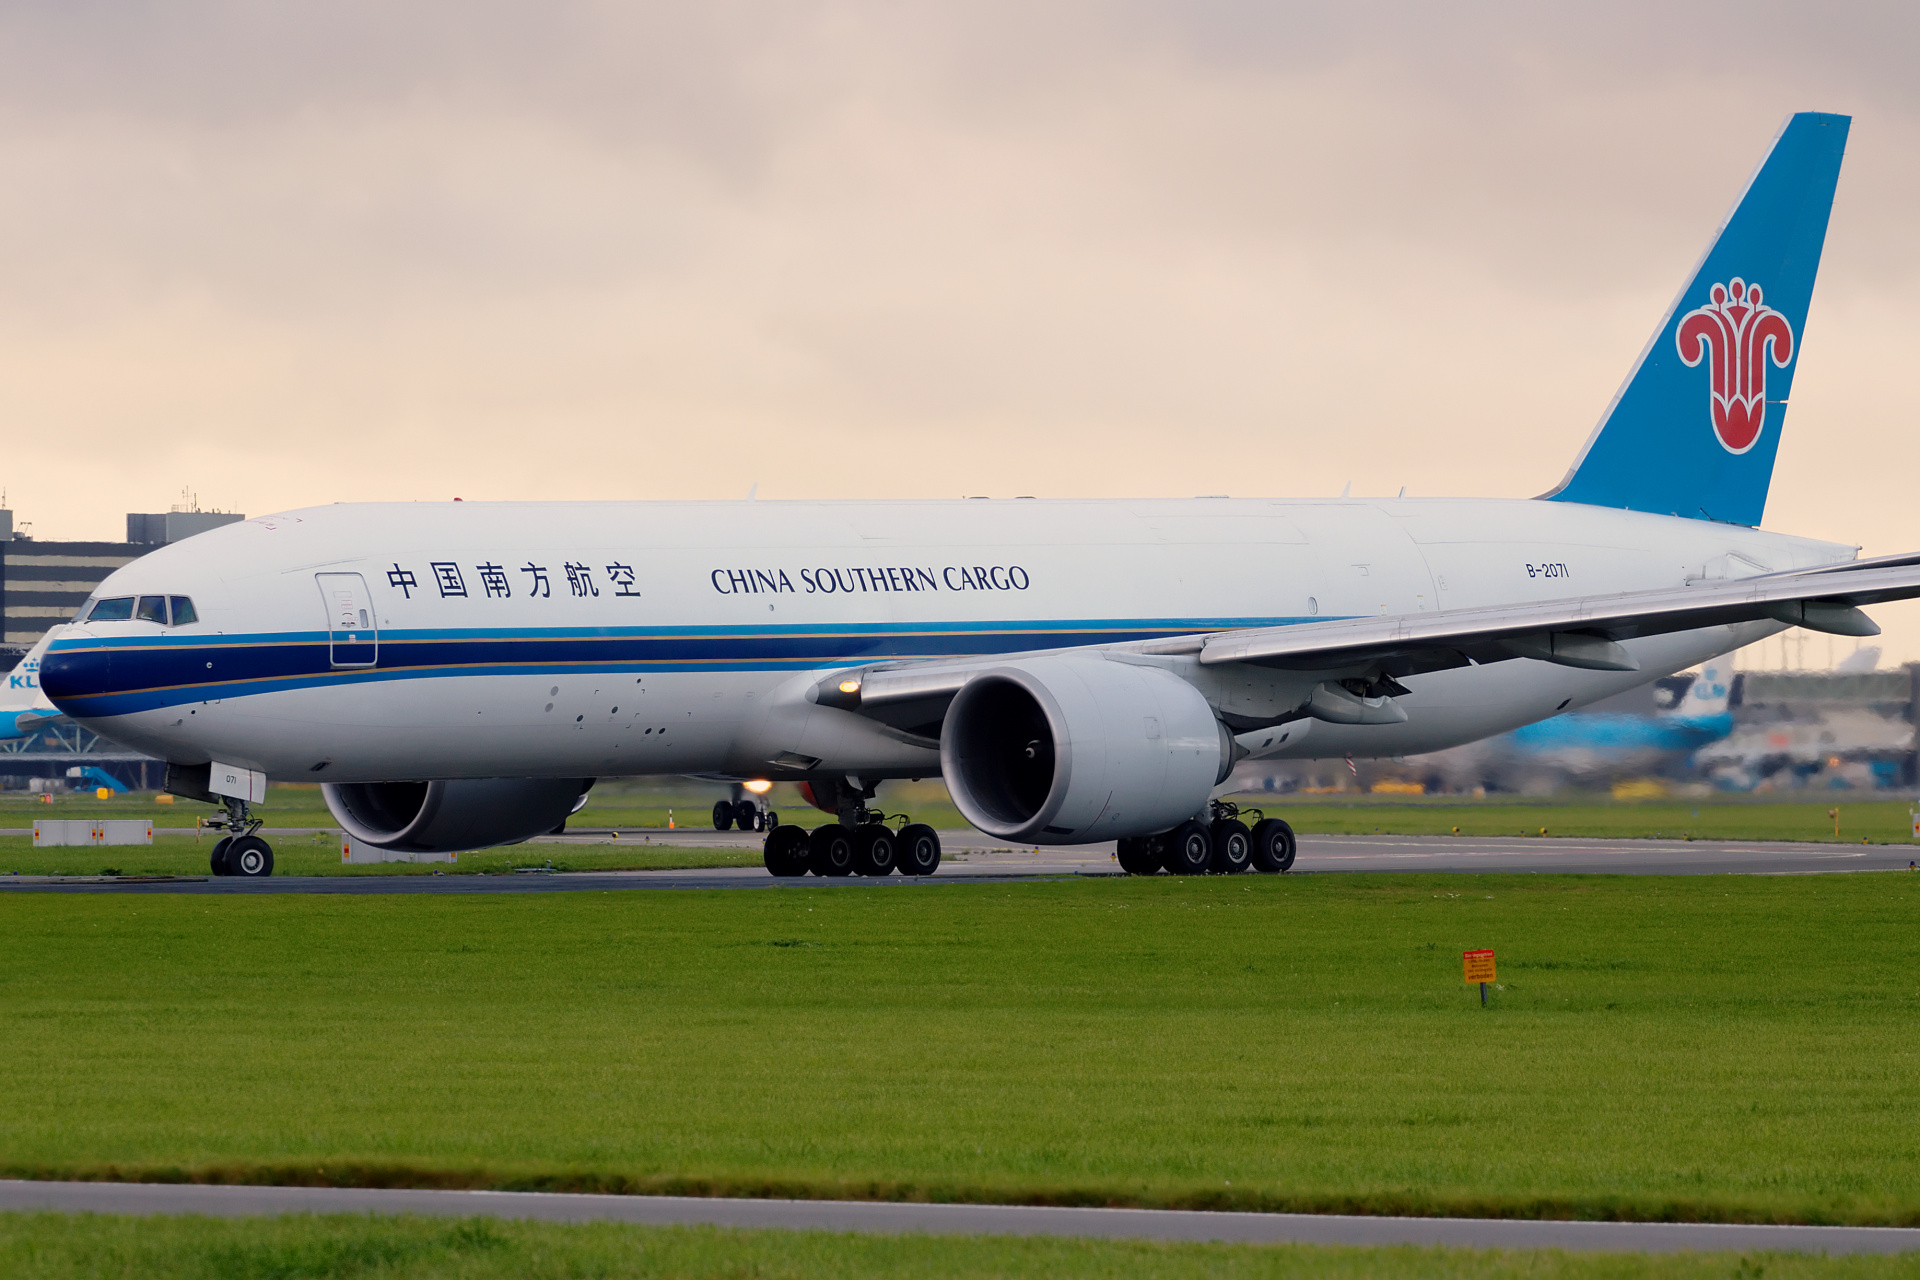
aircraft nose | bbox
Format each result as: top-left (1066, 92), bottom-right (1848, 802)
top-left (39, 644), bottom-right (111, 712)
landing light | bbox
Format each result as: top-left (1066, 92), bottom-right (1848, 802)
top-left (838, 679), bottom-right (861, 695)
top-left (743, 779), bottom-right (772, 795)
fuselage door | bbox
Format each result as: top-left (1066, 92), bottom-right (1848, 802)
top-left (316, 572), bottom-right (378, 668)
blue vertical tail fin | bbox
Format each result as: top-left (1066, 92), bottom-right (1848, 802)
top-left (1543, 112), bottom-right (1848, 526)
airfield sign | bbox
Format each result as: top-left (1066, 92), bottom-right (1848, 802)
top-left (1464, 949), bottom-right (1496, 1006)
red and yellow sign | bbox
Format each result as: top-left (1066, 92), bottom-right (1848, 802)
top-left (1463, 950), bottom-right (1496, 984)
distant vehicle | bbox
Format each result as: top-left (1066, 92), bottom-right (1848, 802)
top-left (40, 111), bottom-right (1920, 879)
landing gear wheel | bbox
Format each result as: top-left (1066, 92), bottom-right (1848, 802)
top-left (852, 824), bottom-right (897, 876)
top-left (1209, 819), bottom-right (1252, 874)
top-left (711, 800), bottom-right (735, 831)
top-left (897, 823), bottom-right (941, 876)
top-left (208, 836), bottom-right (234, 876)
top-left (1249, 818), bottom-right (1296, 873)
top-left (1114, 836), bottom-right (1158, 876)
top-left (733, 800), bottom-right (760, 831)
top-left (764, 809), bottom-right (779, 832)
top-left (763, 824), bottom-right (810, 876)
top-left (1161, 820), bottom-right (1212, 876)
top-left (808, 824), bottom-right (855, 876)
top-left (227, 835), bottom-right (274, 878)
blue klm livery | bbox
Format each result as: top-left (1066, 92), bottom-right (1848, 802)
top-left (1545, 112), bottom-right (1848, 526)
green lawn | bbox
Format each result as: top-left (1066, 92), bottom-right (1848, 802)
top-left (1226, 795), bottom-right (1920, 844)
top-left (0, 778), bottom-right (835, 831)
top-left (9, 785), bottom-right (1918, 844)
top-left (3, 1213), bottom-right (1916, 1280)
top-left (3, 873), bottom-right (1917, 1224)
top-left (0, 834), bottom-right (756, 878)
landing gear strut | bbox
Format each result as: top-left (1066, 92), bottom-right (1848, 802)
top-left (205, 795), bottom-right (274, 877)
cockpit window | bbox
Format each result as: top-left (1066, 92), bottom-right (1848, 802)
top-left (86, 595), bottom-right (198, 625)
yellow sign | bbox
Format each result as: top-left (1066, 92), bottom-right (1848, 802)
top-left (1463, 950), bottom-right (1496, 984)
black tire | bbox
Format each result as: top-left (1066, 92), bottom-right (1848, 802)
top-left (1160, 820), bottom-right (1212, 876)
top-left (897, 823), bottom-right (941, 876)
top-left (1249, 818), bottom-right (1296, 873)
top-left (733, 800), bottom-right (760, 831)
top-left (1114, 836), bottom-right (1158, 875)
top-left (763, 824), bottom-right (810, 876)
top-left (1210, 819), bottom-right (1253, 874)
top-left (765, 809), bottom-right (779, 832)
top-left (208, 836), bottom-right (233, 876)
top-left (808, 823), bottom-right (855, 876)
top-left (853, 824), bottom-right (897, 876)
top-left (227, 835), bottom-right (274, 878)
top-left (711, 800), bottom-right (734, 831)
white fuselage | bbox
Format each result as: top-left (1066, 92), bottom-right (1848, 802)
top-left (42, 497), bottom-right (1841, 785)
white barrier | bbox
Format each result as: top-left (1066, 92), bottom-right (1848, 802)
top-left (340, 837), bottom-right (455, 865)
top-left (33, 820), bottom-right (153, 847)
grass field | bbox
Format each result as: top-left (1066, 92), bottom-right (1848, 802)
top-left (3, 873), bottom-right (1918, 1225)
top-left (0, 834), bottom-right (758, 878)
top-left (8, 781), bottom-right (1920, 844)
top-left (1233, 795), bottom-right (1920, 844)
top-left (4, 1213), bottom-right (1918, 1280)
top-left (0, 780), bottom-right (779, 832)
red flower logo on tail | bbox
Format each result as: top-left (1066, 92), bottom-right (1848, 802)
top-left (1675, 278), bottom-right (1793, 454)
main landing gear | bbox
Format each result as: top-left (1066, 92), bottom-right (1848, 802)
top-left (205, 795), bottom-right (274, 878)
top-left (1113, 801), bottom-right (1294, 877)
top-left (712, 798), bottom-right (779, 832)
top-left (762, 808), bottom-right (941, 879)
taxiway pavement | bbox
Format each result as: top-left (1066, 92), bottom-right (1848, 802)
top-left (3, 831), bottom-right (1911, 893)
top-left (1, 1181), bottom-right (1915, 1254)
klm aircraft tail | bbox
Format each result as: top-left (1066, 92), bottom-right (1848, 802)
top-left (1543, 112), bottom-right (1849, 527)
top-left (1675, 662), bottom-right (1732, 717)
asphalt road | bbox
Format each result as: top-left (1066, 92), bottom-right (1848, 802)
top-left (1, 1181), bottom-right (1914, 1254)
top-left (3, 831), bottom-right (1913, 894)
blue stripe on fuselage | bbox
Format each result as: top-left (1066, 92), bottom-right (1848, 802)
top-left (42, 617), bottom-right (1311, 718)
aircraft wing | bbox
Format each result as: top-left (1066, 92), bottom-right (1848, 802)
top-left (1188, 555), bottom-right (1920, 674)
top-left (830, 554), bottom-right (1920, 720)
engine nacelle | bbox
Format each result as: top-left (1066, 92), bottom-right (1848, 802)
top-left (940, 657), bottom-right (1230, 844)
top-left (322, 777), bottom-right (593, 853)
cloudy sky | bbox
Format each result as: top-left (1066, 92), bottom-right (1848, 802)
top-left (3, 2), bottom-right (1916, 662)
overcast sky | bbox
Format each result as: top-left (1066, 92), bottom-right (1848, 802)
top-left (2, 2), bottom-right (1916, 662)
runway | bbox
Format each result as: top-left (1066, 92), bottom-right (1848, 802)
top-left (1, 1181), bottom-right (1915, 1255)
top-left (3, 830), bottom-right (1912, 893)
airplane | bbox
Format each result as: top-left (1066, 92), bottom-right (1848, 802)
top-left (0, 628), bottom-right (66, 742)
top-left (1509, 661), bottom-right (1733, 753)
top-left (1415, 660), bottom-right (1737, 791)
top-left (38, 110), bottom-right (1920, 880)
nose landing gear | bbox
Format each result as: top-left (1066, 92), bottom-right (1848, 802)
top-left (205, 796), bottom-right (274, 877)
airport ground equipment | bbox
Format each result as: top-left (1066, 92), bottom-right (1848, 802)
top-left (31, 819), bottom-right (151, 846)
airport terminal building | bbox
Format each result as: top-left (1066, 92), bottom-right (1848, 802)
top-left (0, 507), bottom-right (244, 790)
top-left (0, 509), bottom-right (244, 659)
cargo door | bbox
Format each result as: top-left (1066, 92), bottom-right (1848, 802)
top-left (316, 572), bottom-right (378, 668)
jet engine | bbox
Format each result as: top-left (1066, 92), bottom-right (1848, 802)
top-left (322, 778), bottom-right (594, 853)
top-left (940, 657), bottom-right (1230, 844)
